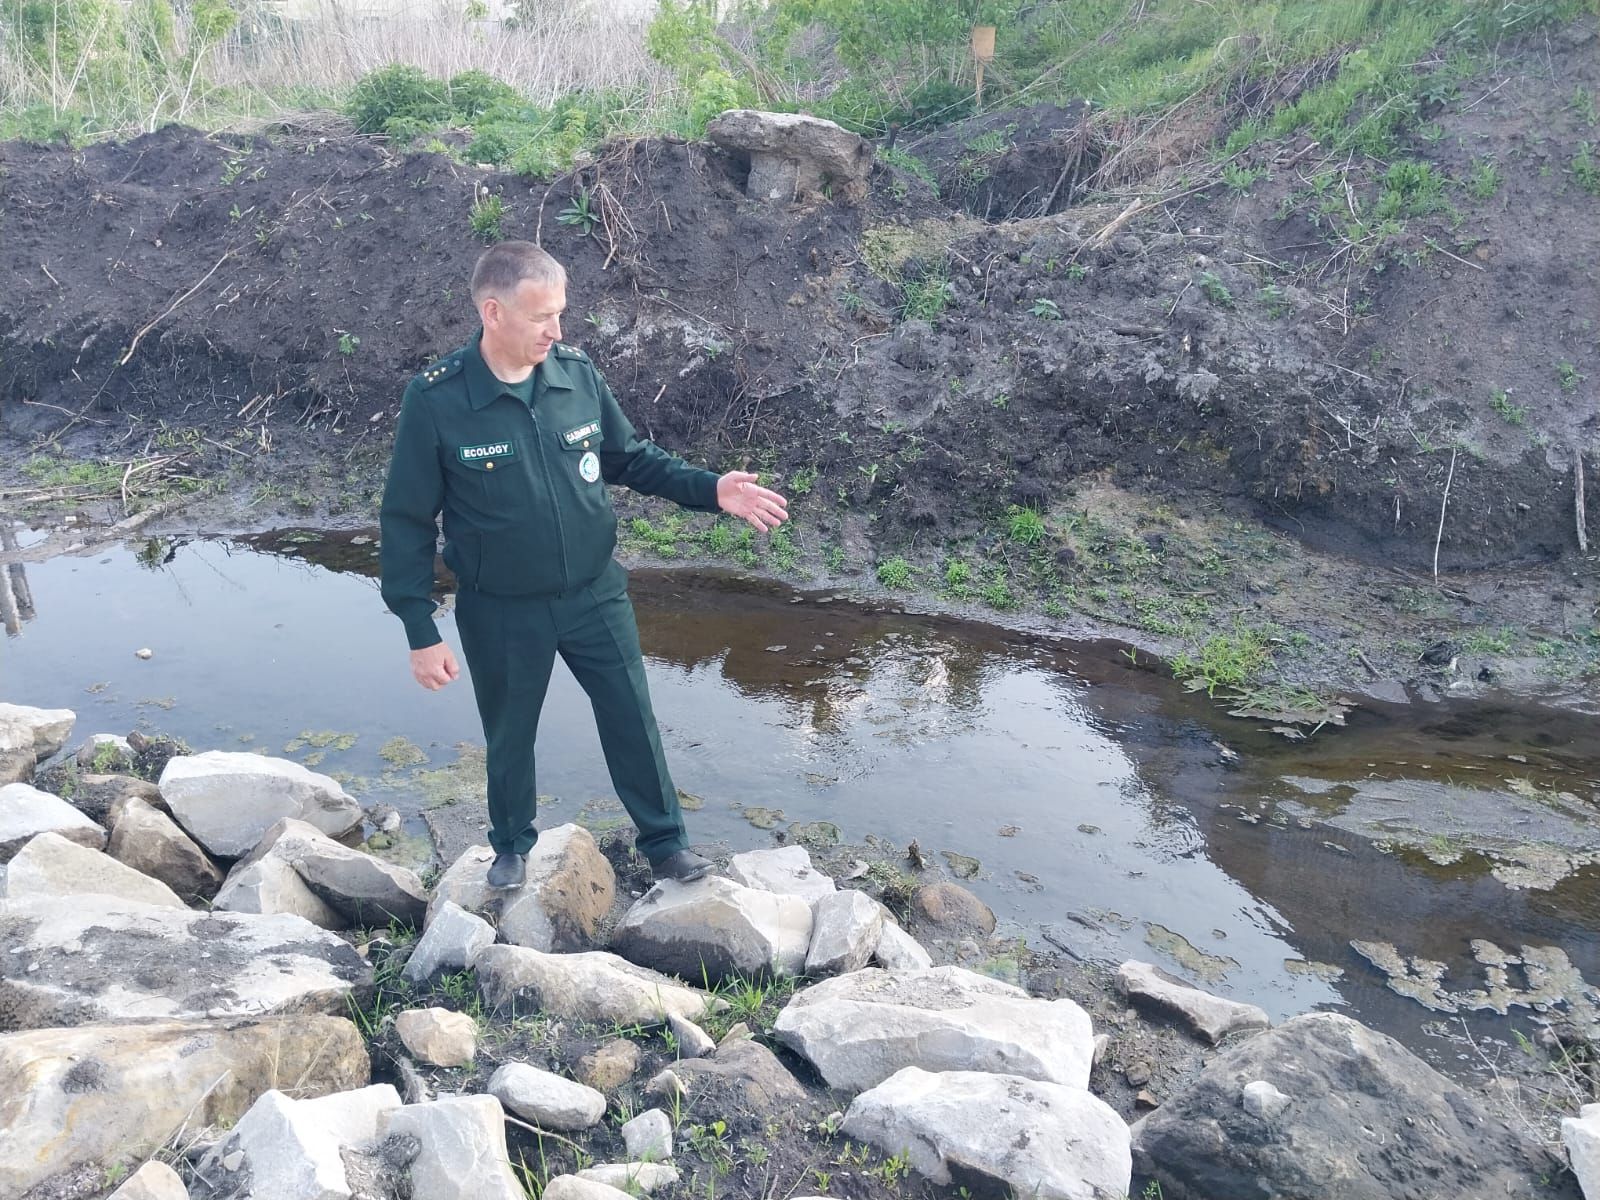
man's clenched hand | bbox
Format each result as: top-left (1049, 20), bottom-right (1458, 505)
top-left (717, 471), bottom-right (789, 532)
top-left (410, 642), bottom-right (460, 690)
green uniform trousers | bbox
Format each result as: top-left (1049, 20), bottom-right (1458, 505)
top-left (454, 559), bottom-right (687, 861)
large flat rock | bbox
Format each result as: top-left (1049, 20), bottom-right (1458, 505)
top-left (0, 896), bottom-right (373, 1030)
top-left (158, 750), bottom-right (363, 858)
top-left (845, 1067), bottom-right (1130, 1200)
top-left (0, 1014), bottom-right (368, 1198)
top-left (774, 965), bottom-right (1095, 1092)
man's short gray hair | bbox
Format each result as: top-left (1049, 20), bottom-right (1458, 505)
top-left (471, 241), bottom-right (567, 304)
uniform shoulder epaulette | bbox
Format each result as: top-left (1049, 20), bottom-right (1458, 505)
top-left (416, 354), bottom-right (464, 389)
top-left (554, 344), bottom-right (588, 362)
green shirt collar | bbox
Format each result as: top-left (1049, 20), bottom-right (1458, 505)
top-left (464, 331), bottom-right (578, 410)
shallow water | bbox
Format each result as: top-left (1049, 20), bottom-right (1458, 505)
top-left (6, 527), bottom-right (1598, 1069)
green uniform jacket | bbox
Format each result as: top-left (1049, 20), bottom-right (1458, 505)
top-left (379, 333), bottom-right (720, 650)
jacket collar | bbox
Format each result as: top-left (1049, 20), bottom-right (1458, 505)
top-left (465, 331), bottom-right (577, 410)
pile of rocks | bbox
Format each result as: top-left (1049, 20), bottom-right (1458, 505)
top-left (1, 700), bottom-right (1582, 1200)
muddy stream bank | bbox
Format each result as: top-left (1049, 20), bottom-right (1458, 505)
top-left (6, 524), bottom-right (1598, 1083)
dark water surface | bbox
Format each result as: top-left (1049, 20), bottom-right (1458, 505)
top-left (5, 528), bottom-right (1598, 1070)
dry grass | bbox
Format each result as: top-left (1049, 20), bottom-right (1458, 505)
top-left (0, 0), bottom-right (673, 136)
top-left (208, 1), bottom-right (667, 107)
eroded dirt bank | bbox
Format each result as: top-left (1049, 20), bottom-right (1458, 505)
top-left (3, 19), bottom-right (1599, 717)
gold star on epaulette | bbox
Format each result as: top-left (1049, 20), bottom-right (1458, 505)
top-left (418, 357), bottom-right (461, 388)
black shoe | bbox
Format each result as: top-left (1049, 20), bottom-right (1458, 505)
top-left (486, 851), bottom-right (526, 889)
top-left (650, 849), bottom-right (712, 883)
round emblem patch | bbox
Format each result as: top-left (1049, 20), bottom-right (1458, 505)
top-left (578, 451), bottom-right (601, 483)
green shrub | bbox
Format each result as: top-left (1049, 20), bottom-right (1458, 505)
top-left (876, 557), bottom-right (912, 588)
top-left (348, 65), bottom-right (450, 135)
top-left (447, 70), bottom-right (519, 120)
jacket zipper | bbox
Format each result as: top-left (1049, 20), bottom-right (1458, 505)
top-left (529, 408), bottom-right (571, 590)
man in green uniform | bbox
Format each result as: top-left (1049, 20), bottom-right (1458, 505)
top-left (380, 242), bottom-right (788, 889)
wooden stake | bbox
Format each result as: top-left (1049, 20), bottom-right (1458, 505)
top-left (1577, 446), bottom-right (1589, 554)
top-left (1432, 447), bottom-right (1457, 581)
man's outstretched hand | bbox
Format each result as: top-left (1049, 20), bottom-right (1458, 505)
top-left (411, 642), bottom-right (460, 690)
top-left (717, 471), bottom-right (789, 532)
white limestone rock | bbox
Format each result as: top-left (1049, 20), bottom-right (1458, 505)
top-left (0, 703), bottom-right (75, 759)
top-left (0, 781), bottom-right (105, 861)
top-left (0, 831), bottom-right (185, 908)
top-left (774, 965), bottom-right (1095, 1092)
top-left (107, 1161), bottom-right (189, 1199)
top-left (844, 1066), bottom-right (1131, 1200)
top-left (403, 899), bottom-right (495, 984)
top-left (576, 1163), bottom-right (681, 1194)
top-left (621, 1108), bottom-right (673, 1162)
top-left (611, 875), bottom-right (813, 982)
top-left (427, 825), bottom-right (614, 950)
top-left (0, 896), bottom-right (372, 1027)
top-left (473, 943), bottom-right (725, 1027)
top-left (488, 1062), bottom-right (607, 1131)
top-left (1115, 960), bottom-right (1271, 1045)
top-left (1562, 1102), bottom-right (1600, 1200)
top-left (158, 750), bottom-right (362, 858)
top-left (805, 888), bottom-right (883, 976)
top-left (395, 1007), bottom-right (478, 1068)
top-left (872, 913), bottom-right (933, 971)
top-left (381, 1094), bottom-right (525, 1200)
top-left (206, 1084), bottom-right (401, 1200)
top-left (727, 844), bottom-right (837, 902)
top-left (0, 1015), bottom-right (369, 1198)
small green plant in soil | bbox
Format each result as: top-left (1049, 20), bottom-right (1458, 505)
top-left (899, 268), bottom-right (954, 322)
top-left (876, 556), bottom-right (912, 588)
top-left (1173, 627), bottom-right (1273, 696)
top-left (1258, 283), bottom-right (1291, 317)
top-left (1375, 159), bottom-right (1447, 219)
top-left (943, 557), bottom-right (973, 597)
top-left (1556, 361), bottom-right (1582, 392)
top-left (876, 144), bottom-right (937, 193)
top-left (337, 332), bottom-right (360, 356)
top-left (1007, 504), bottom-right (1046, 544)
top-left (1464, 626), bottom-right (1515, 654)
top-left (558, 188), bottom-right (599, 236)
top-left (1221, 162), bottom-right (1262, 193)
top-left (1028, 297), bottom-right (1062, 320)
top-left (1198, 271), bottom-right (1234, 307)
top-left (1489, 388), bottom-right (1526, 425)
top-left (1465, 156), bottom-right (1501, 200)
top-left (1574, 86), bottom-right (1600, 127)
top-left (767, 524), bottom-right (798, 571)
top-left (1571, 143), bottom-right (1600, 195)
top-left (470, 193), bottom-right (505, 242)
top-left (981, 569), bottom-right (1017, 610)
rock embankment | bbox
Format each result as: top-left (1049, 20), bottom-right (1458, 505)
top-left (0, 699), bottom-right (1580, 1200)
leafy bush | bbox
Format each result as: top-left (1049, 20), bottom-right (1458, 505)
top-left (348, 65), bottom-right (450, 135)
top-left (447, 70), bottom-right (520, 120)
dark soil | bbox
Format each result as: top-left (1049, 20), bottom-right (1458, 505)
top-left (3, 24), bottom-right (1599, 712)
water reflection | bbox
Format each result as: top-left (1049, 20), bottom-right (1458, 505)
top-left (5, 527), bottom-right (1599, 1065)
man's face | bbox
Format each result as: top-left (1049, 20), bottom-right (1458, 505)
top-left (484, 279), bottom-right (565, 366)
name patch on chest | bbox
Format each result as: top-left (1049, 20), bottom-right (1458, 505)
top-left (562, 422), bottom-right (601, 445)
top-left (459, 442), bottom-right (516, 463)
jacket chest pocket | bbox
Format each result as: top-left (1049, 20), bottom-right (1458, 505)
top-left (452, 438), bottom-right (528, 502)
